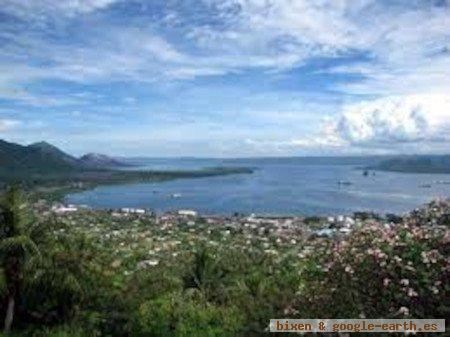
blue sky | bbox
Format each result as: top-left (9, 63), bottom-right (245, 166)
top-left (0, 0), bottom-right (450, 157)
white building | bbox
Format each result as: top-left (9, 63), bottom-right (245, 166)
top-left (121, 208), bottom-right (146, 214)
top-left (53, 206), bottom-right (78, 214)
top-left (52, 205), bottom-right (78, 214)
top-left (178, 209), bottom-right (198, 217)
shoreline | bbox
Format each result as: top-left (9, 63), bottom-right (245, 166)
top-left (45, 197), bottom-right (450, 222)
top-left (19, 166), bottom-right (253, 202)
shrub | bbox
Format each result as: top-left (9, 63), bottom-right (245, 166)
top-left (296, 222), bottom-right (450, 319)
top-left (135, 292), bottom-right (243, 337)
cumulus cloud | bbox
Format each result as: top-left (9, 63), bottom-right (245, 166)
top-left (334, 95), bottom-right (450, 145)
top-left (0, 0), bottom-right (449, 155)
top-left (291, 95), bottom-right (450, 152)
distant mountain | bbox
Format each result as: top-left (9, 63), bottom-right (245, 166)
top-left (0, 139), bottom-right (253, 187)
top-left (2, 138), bottom-right (449, 178)
top-left (371, 155), bottom-right (450, 173)
top-left (28, 141), bottom-right (79, 167)
top-left (79, 153), bottom-right (129, 169)
top-left (0, 139), bottom-right (76, 172)
top-left (0, 139), bottom-right (128, 174)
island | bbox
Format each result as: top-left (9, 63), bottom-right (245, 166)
top-left (370, 155), bottom-right (450, 174)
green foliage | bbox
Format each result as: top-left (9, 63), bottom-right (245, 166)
top-left (0, 271), bottom-right (5, 296)
top-left (296, 223), bottom-right (449, 319)
top-left (0, 185), bottom-right (41, 332)
top-left (136, 292), bottom-right (243, 337)
top-left (1, 188), bottom-right (449, 336)
top-left (374, 154), bottom-right (450, 173)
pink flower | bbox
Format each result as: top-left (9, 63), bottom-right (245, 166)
top-left (422, 250), bottom-right (440, 264)
top-left (398, 307), bottom-right (409, 316)
top-left (404, 265), bottom-right (415, 272)
top-left (400, 279), bottom-right (409, 286)
top-left (442, 231), bottom-right (450, 244)
top-left (430, 286), bottom-right (439, 294)
top-left (323, 262), bottom-right (334, 272)
top-left (407, 288), bottom-right (418, 297)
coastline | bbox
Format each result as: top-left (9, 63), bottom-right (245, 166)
top-left (45, 195), bottom-right (450, 224)
top-left (24, 166), bottom-right (253, 202)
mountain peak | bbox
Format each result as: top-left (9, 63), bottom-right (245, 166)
top-left (0, 139), bottom-right (77, 172)
top-left (79, 153), bottom-right (128, 168)
top-left (0, 139), bottom-right (129, 172)
top-left (81, 153), bottom-right (111, 160)
top-left (28, 141), bottom-right (78, 165)
top-left (28, 141), bottom-right (58, 150)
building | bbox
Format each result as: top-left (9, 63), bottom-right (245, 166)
top-left (177, 209), bottom-right (198, 217)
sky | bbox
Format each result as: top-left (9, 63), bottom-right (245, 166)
top-left (0, 0), bottom-right (449, 157)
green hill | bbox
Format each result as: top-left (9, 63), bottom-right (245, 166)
top-left (0, 140), bottom-right (77, 173)
top-left (371, 155), bottom-right (450, 173)
top-left (0, 140), bottom-right (130, 174)
top-left (0, 139), bottom-right (253, 188)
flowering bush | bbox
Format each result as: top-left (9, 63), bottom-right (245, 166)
top-left (296, 220), bottom-right (450, 319)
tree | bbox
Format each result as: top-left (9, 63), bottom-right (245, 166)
top-left (0, 186), bottom-right (39, 333)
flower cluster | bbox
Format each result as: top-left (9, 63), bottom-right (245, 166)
top-left (296, 203), bottom-right (449, 319)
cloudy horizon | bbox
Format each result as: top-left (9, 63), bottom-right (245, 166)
top-left (1, 0), bottom-right (450, 157)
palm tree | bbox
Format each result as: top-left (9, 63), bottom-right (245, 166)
top-left (24, 229), bottom-right (85, 324)
top-left (182, 247), bottom-right (230, 304)
top-left (0, 185), bottom-right (39, 333)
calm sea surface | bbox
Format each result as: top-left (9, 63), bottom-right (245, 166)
top-left (66, 158), bottom-right (450, 216)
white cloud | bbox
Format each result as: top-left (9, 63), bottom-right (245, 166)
top-left (334, 95), bottom-right (450, 145)
top-left (291, 94), bottom-right (450, 152)
top-left (0, 0), bottom-right (119, 18)
top-left (0, 0), bottom-right (449, 155)
top-left (197, 0), bottom-right (450, 95)
top-left (0, 119), bottom-right (20, 132)
top-left (1, 0), bottom-right (450, 94)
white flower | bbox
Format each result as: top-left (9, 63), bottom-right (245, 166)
top-left (398, 307), bottom-right (409, 316)
top-left (407, 288), bottom-right (418, 297)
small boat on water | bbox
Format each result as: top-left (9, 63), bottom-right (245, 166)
top-left (171, 193), bottom-right (182, 198)
top-left (338, 181), bottom-right (353, 186)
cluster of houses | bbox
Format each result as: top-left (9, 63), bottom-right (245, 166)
top-left (43, 200), bottom-right (367, 237)
top-left (32, 198), bottom-right (449, 276)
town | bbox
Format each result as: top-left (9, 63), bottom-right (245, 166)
top-left (36, 198), bottom-right (450, 275)
top-left (1, 187), bottom-right (449, 336)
